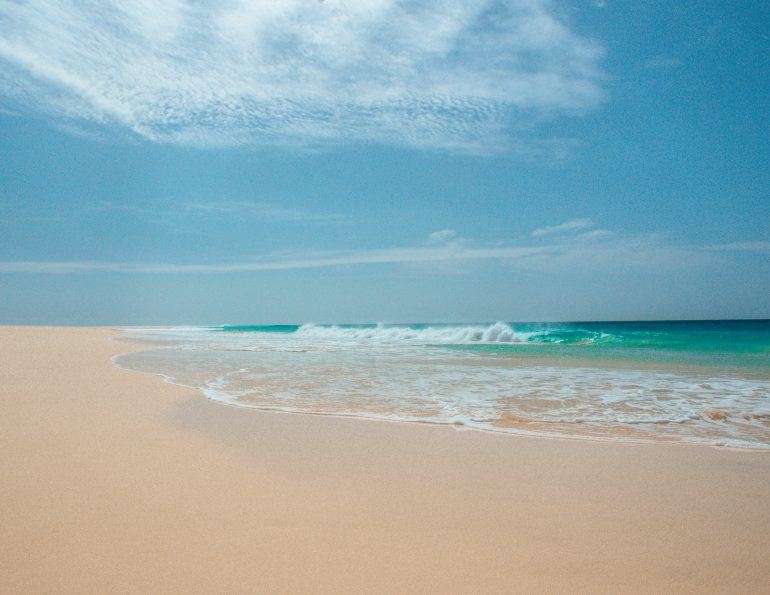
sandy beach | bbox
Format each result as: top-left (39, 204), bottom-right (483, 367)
top-left (1, 326), bottom-right (768, 593)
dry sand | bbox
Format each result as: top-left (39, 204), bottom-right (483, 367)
top-left (1, 326), bottom-right (768, 593)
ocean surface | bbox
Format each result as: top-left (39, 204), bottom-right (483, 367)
top-left (115, 321), bottom-right (770, 449)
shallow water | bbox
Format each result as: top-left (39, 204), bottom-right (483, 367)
top-left (115, 321), bottom-right (770, 448)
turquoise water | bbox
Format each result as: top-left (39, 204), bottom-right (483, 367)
top-left (217, 320), bottom-right (770, 377)
top-left (117, 321), bottom-right (770, 448)
top-left (218, 320), bottom-right (770, 352)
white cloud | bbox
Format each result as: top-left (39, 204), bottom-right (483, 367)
top-left (0, 0), bottom-right (605, 150)
top-left (1, 230), bottom-right (765, 275)
top-left (531, 218), bottom-right (594, 237)
top-left (575, 229), bottom-right (611, 240)
top-left (427, 229), bottom-right (457, 243)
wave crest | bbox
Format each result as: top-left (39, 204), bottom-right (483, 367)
top-left (294, 322), bottom-right (601, 345)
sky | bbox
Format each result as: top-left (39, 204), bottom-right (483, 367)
top-left (0, 0), bottom-right (768, 324)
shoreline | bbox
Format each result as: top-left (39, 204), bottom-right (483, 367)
top-left (112, 328), bottom-right (770, 452)
top-left (2, 326), bottom-right (769, 592)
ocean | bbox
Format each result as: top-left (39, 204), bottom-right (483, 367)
top-left (115, 320), bottom-right (770, 449)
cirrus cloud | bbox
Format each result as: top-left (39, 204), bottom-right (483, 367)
top-left (0, 0), bottom-right (605, 151)
top-left (1, 232), bottom-right (766, 276)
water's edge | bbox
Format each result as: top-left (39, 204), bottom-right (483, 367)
top-left (109, 329), bottom-right (770, 451)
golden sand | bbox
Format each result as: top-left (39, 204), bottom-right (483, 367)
top-left (1, 327), bottom-right (768, 593)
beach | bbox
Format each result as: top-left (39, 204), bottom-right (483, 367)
top-left (1, 326), bottom-right (769, 593)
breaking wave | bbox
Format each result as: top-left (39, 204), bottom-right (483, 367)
top-left (292, 322), bottom-right (608, 345)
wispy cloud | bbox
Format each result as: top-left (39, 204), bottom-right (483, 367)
top-left (0, 245), bottom-right (549, 274)
top-left (575, 229), bottom-right (612, 240)
top-left (0, 1), bottom-right (604, 151)
top-left (427, 229), bottom-right (457, 243)
top-left (1, 230), bottom-right (766, 275)
top-left (92, 199), bottom-right (343, 223)
top-left (705, 241), bottom-right (770, 253)
top-left (531, 218), bottom-right (594, 237)
top-left (181, 201), bottom-right (344, 223)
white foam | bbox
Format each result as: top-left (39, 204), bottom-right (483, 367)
top-left (295, 321), bottom-right (543, 344)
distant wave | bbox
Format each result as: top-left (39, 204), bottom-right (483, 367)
top-left (293, 322), bottom-right (607, 345)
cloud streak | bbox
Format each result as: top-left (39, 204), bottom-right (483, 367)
top-left (1, 232), bottom-right (766, 275)
top-left (0, 0), bottom-right (604, 151)
top-left (531, 218), bottom-right (594, 237)
top-left (181, 201), bottom-right (344, 222)
top-left (0, 244), bottom-right (550, 274)
top-left (89, 199), bottom-right (344, 223)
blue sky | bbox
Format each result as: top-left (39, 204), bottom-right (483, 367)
top-left (0, 0), bottom-right (767, 324)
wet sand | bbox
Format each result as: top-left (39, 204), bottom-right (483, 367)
top-left (1, 326), bottom-right (768, 593)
